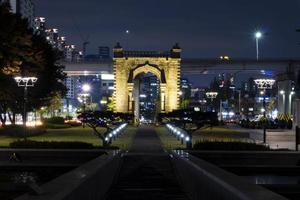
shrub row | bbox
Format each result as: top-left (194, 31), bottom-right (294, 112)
top-left (44, 123), bottom-right (71, 129)
top-left (9, 140), bottom-right (95, 149)
top-left (43, 117), bottom-right (82, 129)
top-left (43, 117), bottom-right (65, 124)
top-left (0, 125), bottom-right (46, 137)
top-left (193, 140), bottom-right (270, 151)
top-left (239, 119), bottom-right (293, 129)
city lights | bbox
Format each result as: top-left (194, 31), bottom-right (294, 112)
top-left (101, 74), bottom-right (114, 80)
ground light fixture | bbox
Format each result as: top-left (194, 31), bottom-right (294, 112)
top-left (166, 124), bottom-right (191, 148)
top-left (105, 123), bottom-right (128, 144)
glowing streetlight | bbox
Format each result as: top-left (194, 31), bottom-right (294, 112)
top-left (14, 76), bottom-right (38, 139)
top-left (255, 31), bottom-right (262, 39)
top-left (82, 84), bottom-right (91, 92)
top-left (254, 78), bottom-right (275, 143)
top-left (205, 92), bottom-right (218, 101)
top-left (255, 31), bottom-right (262, 60)
top-left (206, 92), bottom-right (218, 113)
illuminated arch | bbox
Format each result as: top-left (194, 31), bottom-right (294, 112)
top-left (128, 62), bottom-right (166, 84)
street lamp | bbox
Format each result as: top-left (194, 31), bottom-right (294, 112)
top-left (14, 76), bottom-right (38, 139)
top-left (254, 78), bottom-right (275, 143)
top-left (206, 92), bottom-right (218, 112)
top-left (255, 31), bottom-right (262, 60)
top-left (279, 90), bottom-right (285, 114)
top-left (78, 83), bottom-right (91, 127)
top-left (82, 84), bottom-right (91, 92)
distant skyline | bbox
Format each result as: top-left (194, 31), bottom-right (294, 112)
top-left (33, 0), bottom-right (300, 59)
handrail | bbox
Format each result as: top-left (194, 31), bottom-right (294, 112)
top-left (170, 150), bottom-right (288, 200)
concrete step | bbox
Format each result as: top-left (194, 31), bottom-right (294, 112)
top-left (105, 155), bottom-right (188, 200)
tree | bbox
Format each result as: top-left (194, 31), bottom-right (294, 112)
top-left (158, 109), bottom-right (218, 148)
top-left (0, 3), bottom-right (36, 74)
top-left (78, 111), bottom-right (133, 146)
top-left (0, 4), bottom-right (66, 126)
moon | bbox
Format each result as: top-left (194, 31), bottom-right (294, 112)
top-left (125, 30), bottom-right (130, 34)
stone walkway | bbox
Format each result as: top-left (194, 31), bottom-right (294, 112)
top-left (130, 126), bottom-right (164, 153)
top-left (227, 124), bottom-right (297, 150)
top-left (105, 126), bottom-right (189, 200)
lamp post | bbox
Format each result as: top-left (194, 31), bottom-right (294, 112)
top-left (279, 90), bottom-right (285, 114)
top-left (238, 90), bottom-right (241, 114)
top-left (254, 78), bottom-right (275, 143)
top-left (206, 92), bottom-right (218, 113)
top-left (14, 76), bottom-right (38, 139)
top-left (255, 31), bottom-right (262, 61)
top-left (78, 84), bottom-right (91, 128)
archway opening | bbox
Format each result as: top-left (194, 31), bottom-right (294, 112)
top-left (133, 72), bottom-right (160, 123)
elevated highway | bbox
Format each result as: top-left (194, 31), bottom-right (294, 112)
top-left (63, 58), bottom-right (300, 76)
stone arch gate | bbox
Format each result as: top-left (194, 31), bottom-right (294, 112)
top-left (113, 43), bottom-right (181, 119)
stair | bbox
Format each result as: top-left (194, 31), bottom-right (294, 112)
top-left (105, 154), bottom-right (188, 200)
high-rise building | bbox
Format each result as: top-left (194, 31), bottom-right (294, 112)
top-left (139, 74), bottom-right (159, 121)
top-left (65, 77), bottom-right (76, 99)
top-left (98, 46), bottom-right (110, 59)
top-left (1, 0), bottom-right (35, 28)
top-left (100, 74), bottom-right (114, 110)
top-left (45, 28), bottom-right (59, 46)
top-left (34, 17), bottom-right (46, 35)
top-left (64, 45), bottom-right (83, 62)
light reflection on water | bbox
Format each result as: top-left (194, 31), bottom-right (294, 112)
top-left (243, 175), bottom-right (300, 185)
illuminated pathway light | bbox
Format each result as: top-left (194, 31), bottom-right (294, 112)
top-left (106, 123), bottom-right (128, 143)
top-left (166, 124), bottom-right (191, 147)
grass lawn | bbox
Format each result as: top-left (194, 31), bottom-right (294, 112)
top-left (156, 125), bottom-right (253, 150)
top-left (29, 127), bottom-right (103, 146)
top-left (193, 126), bottom-right (253, 143)
top-left (0, 126), bottom-right (137, 149)
top-left (110, 126), bottom-right (137, 150)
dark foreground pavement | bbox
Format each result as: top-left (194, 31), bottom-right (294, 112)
top-left (105, 126), bottom-right (188, 200)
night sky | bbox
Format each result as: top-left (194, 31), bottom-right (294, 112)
top-left (34, 0), bottom-right (300, 59)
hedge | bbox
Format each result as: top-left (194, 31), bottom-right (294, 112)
top-left (193, 141), bottom-right (270, 151)
top-left (0, 125), bottom-right (46, 137)
top-left (9, 140), bottom-right (95, 149)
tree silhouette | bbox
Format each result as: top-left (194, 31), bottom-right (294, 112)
top-left (78, 111), bottom-right (133, 146)
top-left (158, 109), bottom-right (218, 148)
top-left (0, 4), bottom-right (66, 126)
